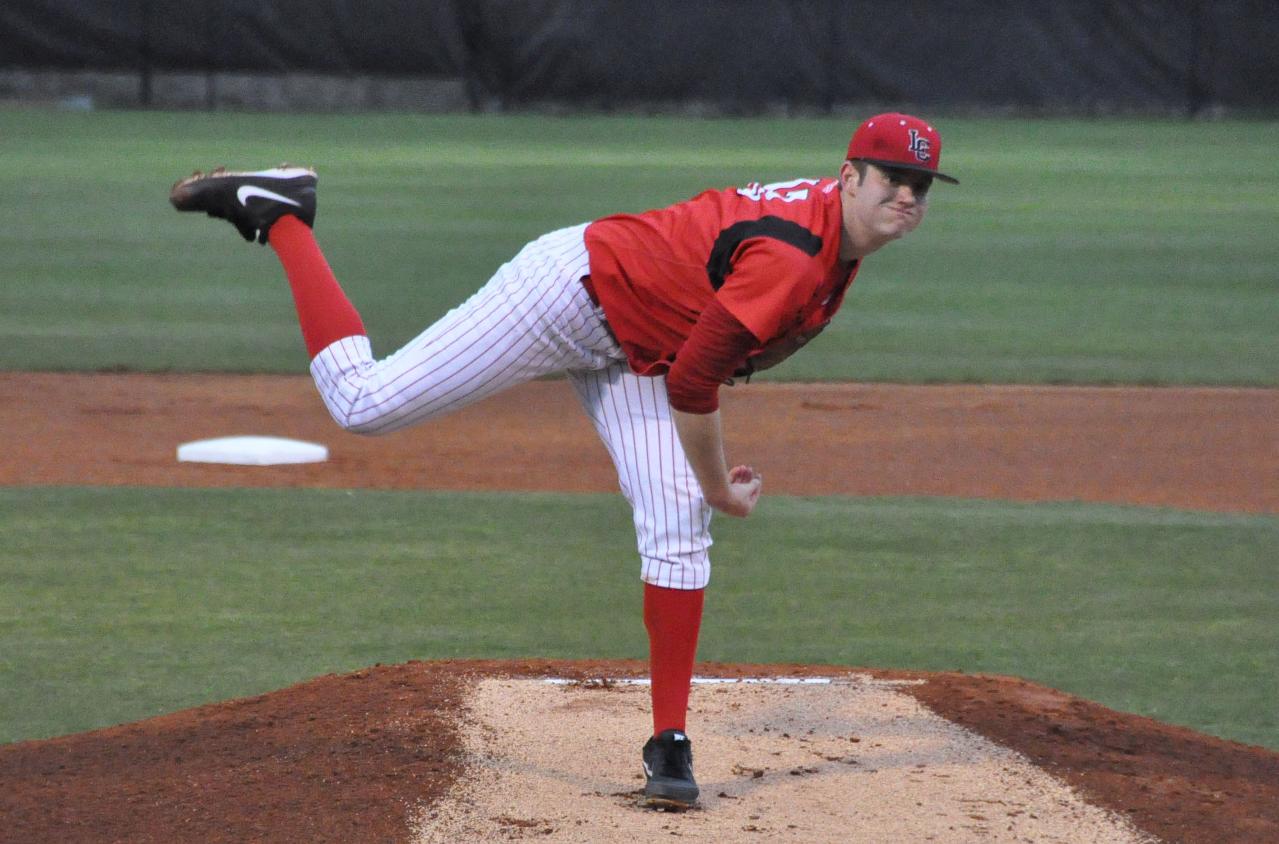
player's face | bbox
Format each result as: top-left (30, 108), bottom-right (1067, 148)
top-left (841, 162), bottom-right (930, 249)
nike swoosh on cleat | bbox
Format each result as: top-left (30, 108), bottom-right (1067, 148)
top-left (642, 761), bottom-right (653, 777)
top-left (236, 185), bottom-right (302, 208)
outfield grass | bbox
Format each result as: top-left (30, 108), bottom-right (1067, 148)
top-left (0, 110), bottom-right (1275, 383)
top-left (2, 487), bottom-right (1274, 750)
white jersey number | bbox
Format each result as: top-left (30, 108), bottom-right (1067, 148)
top-left (737, 178), bottom-right (818, 203)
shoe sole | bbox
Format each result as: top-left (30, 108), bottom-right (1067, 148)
top-left (643, 778), bottom-right (699, 810)
top-left (643, 794), bottom-right (697, 811)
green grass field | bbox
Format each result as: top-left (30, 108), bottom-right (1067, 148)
top-left (2, 488), bottom-right (1275, 749)
top-left (1, 110), bottom-right (1276, 382)
top-left (0, 110), bottom-right (1274, 752)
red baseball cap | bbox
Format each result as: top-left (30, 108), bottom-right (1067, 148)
top-left (847, 113), bottom-right (959, 185)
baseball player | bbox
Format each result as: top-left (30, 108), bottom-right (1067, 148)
top-left (170, 112), bottom-right (956, 809)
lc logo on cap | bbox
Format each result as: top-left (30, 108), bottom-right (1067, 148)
top-left (847, 113), bottom-right (959, 184)
top-left (906, 128), bottom-right (931, 162)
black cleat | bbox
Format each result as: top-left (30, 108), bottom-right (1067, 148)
top-left (642, 729), bottom-right (699, 809)
top-left (170, 165), bottom-right (317, 244)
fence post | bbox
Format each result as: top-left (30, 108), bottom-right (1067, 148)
top-left (1186, 0), bottom-right (1213, 117)
top-left (138, 0), bottom-right (153, 107)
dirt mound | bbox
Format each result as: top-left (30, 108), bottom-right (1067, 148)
top-left (2, 660), bottom-right (1276, 843)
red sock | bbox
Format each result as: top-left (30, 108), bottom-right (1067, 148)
top-left (269, 215), bottom-right (366, 359)
top-left (644, 582), bottom-right (704, 736)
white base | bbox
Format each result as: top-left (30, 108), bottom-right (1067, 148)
top-left (177, 436), bottom-right (328, 466)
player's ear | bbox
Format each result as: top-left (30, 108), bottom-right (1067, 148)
top-left (839, 160), bottom-right (859, 195)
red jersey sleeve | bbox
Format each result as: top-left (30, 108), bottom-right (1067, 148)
top-left (666, 299), bottom-right (758, 414)
top-left (713, 237), bottom-right (824, 343)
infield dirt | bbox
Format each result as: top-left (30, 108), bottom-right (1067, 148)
top-left (0, 373), bottom-right (1276, 843)
top-left (3, 373), bottom-right (1275, 514)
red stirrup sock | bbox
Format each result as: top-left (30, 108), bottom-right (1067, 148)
top-left (644, 582), bottom-right (705, 736)
top-left (269, 215), bottom-right (366, 359)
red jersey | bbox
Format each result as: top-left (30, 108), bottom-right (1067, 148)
top-left (584, 177), bottom-right (859, 375)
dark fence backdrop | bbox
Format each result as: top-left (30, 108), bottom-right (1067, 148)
top-left (2, 0), bottom-right (1277, 114)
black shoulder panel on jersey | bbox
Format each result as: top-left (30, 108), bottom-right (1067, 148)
top-left (706, 216), bottom-right (823, 291)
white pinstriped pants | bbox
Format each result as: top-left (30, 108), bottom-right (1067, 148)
top-left (309, 224), bottom-right (713, 590)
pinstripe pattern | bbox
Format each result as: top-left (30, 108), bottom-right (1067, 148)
top-left (568, 366), bottom-right (713, 590)
top-left (307, 222), bottom-right (712, 590)
top-left (310, 224), bottom-right (619, 434)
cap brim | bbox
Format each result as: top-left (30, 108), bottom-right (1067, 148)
top-left (854, 158), bottom-right (959, 185)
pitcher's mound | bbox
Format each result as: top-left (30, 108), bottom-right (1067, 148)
top-left (2, 659), bottom-right (1277, 844)
top-left (414, 675), bottom-right (1149, 842)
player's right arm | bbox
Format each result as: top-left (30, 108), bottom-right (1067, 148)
top-left (666, 296), bottom-right (764, 517)
top-left (671, 407), bottom-right (762, 517)
top-left (665, 239), bottom-right (816, 516)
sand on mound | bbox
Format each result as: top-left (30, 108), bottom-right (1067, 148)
top-left (413, 676), bottom-right (1153, 843)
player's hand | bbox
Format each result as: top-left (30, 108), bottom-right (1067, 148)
top-left (714, 465), bottom-right (762, 517)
